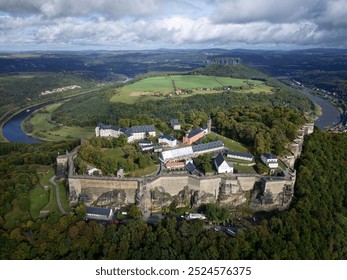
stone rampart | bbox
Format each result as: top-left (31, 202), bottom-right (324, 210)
top-left (68, 176), bottom-right (138, 206)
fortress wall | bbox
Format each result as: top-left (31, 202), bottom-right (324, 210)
top-left (237, 176), bottom-right (257, 191)
top-left (147, 176), bottom-right (191, 195)
top-left (147, 176), bottom-right (239, 198)
top-left (69, 177), bottom-right (138, 204)
top-left (264, 179), bottom-right (292, 195)
top-left (199, 177), bottom-right (223, 197)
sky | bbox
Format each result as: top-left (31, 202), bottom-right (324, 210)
top-left (0, 0), bottom-right (347, 51)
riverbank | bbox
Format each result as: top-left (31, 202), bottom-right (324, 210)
top-left (22, 102), bottom-right (94, 142)
top-left (1, 87), bottom-right (104, 143)
top-left (279, 78), bottom-right (341, 130)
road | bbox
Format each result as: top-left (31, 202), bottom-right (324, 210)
top-left (49, 176), bottom-right (67, 215)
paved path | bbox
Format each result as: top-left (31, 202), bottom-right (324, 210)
top-left (49, 176), bottom-right (67, 215)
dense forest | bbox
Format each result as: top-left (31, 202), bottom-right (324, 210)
top-left (0, 73), bottom-right (97, 117)
top-left (212, 106), bottom-right (305, 155)
top-left (0, 130), bottom-right (346, 259)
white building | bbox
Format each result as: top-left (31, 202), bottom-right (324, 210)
top-left (170, 119), bottom-right (181, 130)
top-left (130, 125), bottom-right (156, 141)
top-left (158, 135), bottom-right (177, 147)
top-left (95, 123), bottom-right (124, 138)
top-left (160, 141), bottom-right (224, 163)
top-left (260, 153), bottom-right (279, 169)
top-left (214, 153), bottom-right (233, 174)
top-left (226, 151), bottom-right (254, 162)
top-left (95, 123), bottom-right (156, 143)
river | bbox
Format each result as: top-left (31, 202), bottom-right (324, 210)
top-left (293, 87), bottom-right (341, 130)
top-left (2, 104), bottom-right (45, 143)
top-left (2, 83), bottom-right (341, 144)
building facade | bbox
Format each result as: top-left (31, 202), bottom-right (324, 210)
top-left (158, 135), bottom-right (177, 147)
top-left (260, 153), bottom-right (279, 169)
top-left (95, 123), bottom-right (156, 143)
top-left (214, 153), bottom-right (233, 173)
top-left (182, 128), bottom-right (205, 145)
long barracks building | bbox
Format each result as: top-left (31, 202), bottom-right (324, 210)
top-left (160, 140), bottom-right (224, 163)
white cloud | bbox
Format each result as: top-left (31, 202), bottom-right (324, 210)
top-left (0, 0), bottom-right (346, 50)
top-left (0, 0), bottom-right (163, 18)
top-left (211, 0), bottom-right (324, 24)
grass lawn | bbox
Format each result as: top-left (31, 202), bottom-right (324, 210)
top-left (110, 75), bottom-right (268, 104)
top-left (4, 165), bottom-right (59, 227)
top-left (57, 180), bottom-right (71, 212)
top-left (35, 165), bottom-right (55, 186)
top-left (233, 164), bottom-right (257, 174)
top-left (26, 102), bottom-right (94, 141)
top-left (42, 184), bottom-right (60, 214)
top-left (29, 186), bottom-right (49, 219)
top-left (128, 164), bottom-right (158, 177)
top-left (101, 147), bottom-right (125, 160)
top-left (205, 132), bottom-right (249, 153)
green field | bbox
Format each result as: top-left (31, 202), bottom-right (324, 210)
top-left (25, 102), bottom-right (94, 141)
top-left (205, 132), bottom-right (249, 153)
top-left (110, 75), bottom-right (270, 104)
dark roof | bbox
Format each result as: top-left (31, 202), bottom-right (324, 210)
top-left (186, 162), bottom-right (198, 174)
top-left (187, 128), bottom-right (204, 138)
top-left (170, 119), bottom-right (180, 125)
top-left (226, 151), bottom-right (254, 159)
top-left (262, 153), bottom-right (277, 159)
top-left (123, 129), bottom-right (133, 137)
top-left (214, 153), bottom-right (226, 167)
top-left (97, 122), bottom-right (119, 130)
top-left (159, 135), bottom-right (176, 141)
top-left (130, 125), bottom-right (155, 133)
top-left (192, 140), bottom-right (224, 152)
top-left (86, 206), bottom-right (112, 216)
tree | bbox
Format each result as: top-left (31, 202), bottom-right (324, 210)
top-left (128, 205), bottom-right (141, 218)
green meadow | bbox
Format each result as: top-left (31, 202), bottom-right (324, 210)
top-left (110, 75), bottom-right (270, 104)
top-left (25, 102), bottom-right (94, 141)
top-left (205, 132), bottom-right (249, 153)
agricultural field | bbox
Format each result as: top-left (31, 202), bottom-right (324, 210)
top-left (25, 102), bottom-right (94, 141)
top-left (110, 75), bottom-right (271, 104)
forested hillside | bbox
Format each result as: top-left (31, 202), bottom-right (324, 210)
top-left (0, 73), bottom-right (97, 117)
top-left (51, 65), bottom-right (314, 127)
top-left (0, 130), bottom-right (346, 259)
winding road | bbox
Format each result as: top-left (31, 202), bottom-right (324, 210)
top-left (49, 176), bottom-right (67, 215)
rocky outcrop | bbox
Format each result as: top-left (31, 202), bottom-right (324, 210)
top-left (95, 189), bottom-right (128, 208)
top-left (218, 182), bottom-right (247, 207)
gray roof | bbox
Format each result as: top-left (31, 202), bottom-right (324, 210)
top-left (262, 153), bottom-right (277, 159)
top-left (226, 151), bottom-right (254, 159)
top-left (187, 127), bottom-right (204, 138)
top-left (159, 135), bottom-right (176, 141)
top-left (214, 153), bottom-right (226, 167)
top-left (192, 140), bottom-right (224, 152)
top-left (186, 162), bottom-right (198, 174)
top-left (130, 125), bottom-right (155, 133)
top-left (97, 122), bottom-right (119, 130)
top-left (86, 206), bottom-right (112, 217)
top-left (170, 119), bottom-right (180, 125)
